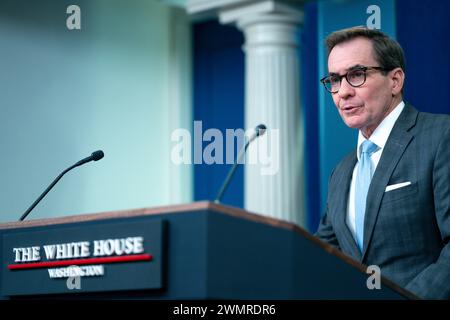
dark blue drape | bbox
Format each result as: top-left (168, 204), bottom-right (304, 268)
top-left (397, 0), bottom-right (450, 115)
top-left (193, 20), bottom-right (245, 207)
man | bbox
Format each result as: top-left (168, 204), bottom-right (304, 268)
top-left (315, 26), bottom-right (450, 299)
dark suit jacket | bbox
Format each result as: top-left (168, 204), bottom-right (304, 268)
top-left (316, 104), bottom-right (450, 299)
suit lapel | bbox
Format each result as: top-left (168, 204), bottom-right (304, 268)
top-left (334, 152), bottom-right (361, 260)
top-left (361, 104), bottom-right (418, 261)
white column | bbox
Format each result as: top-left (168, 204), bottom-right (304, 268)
top-left (221, 5), bottom-right (305, 226)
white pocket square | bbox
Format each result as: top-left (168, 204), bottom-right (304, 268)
top-left (385, 181), bottom-right (411, 192)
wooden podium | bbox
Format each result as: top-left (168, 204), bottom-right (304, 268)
top-left (0, 202), bottom-right (416, 299)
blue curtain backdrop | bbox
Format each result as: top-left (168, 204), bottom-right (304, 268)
top-left (396, 0), bottom-right (450, 115)
top-left (193, 21), bottom-right (245, 208)
top-left (301, 1), bottom-right (320, 232)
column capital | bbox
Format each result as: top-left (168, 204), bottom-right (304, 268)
top-left (216, 1), bottom-right (303, 51)
top-left (218, 0), bottom-right (303, 26)
top-left (187, 0), bottom-right (304, 25)
top-left (187, 0), bottom-right (254, 15)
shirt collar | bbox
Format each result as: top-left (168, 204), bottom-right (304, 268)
top-left (357, 101), bottom-right (405, 159)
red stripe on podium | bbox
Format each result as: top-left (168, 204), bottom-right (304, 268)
top-left (8, 253), bottom-right (153, 270)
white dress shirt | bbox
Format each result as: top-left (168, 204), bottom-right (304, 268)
top-left (346, 101), bottom-right (405, 240)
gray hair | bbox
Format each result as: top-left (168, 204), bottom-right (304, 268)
top-left (325, 26), bottom-right (406, 74)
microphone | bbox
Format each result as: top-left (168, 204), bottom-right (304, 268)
top-left (214, 124), bottom-right (266, 204)
top-left (74, 150), bottom-right (104, 167)
top-left (19, 150), bottom-right (104, 221)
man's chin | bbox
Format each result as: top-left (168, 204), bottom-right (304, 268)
top-left (343, 118), bottom-right (363, 129)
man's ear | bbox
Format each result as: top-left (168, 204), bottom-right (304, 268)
top-left (390, 67), bottom-right (405, 96)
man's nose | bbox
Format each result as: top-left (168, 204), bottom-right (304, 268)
top-left (338, 77), bottom-right (355, 98)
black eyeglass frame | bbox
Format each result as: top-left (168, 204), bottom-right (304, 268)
top-left (320, 66), bottom-right (391, 93)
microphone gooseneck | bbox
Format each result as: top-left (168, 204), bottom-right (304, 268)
top-left (214, 125), bottom-right (266, 204)
top-left (19, 150), bottom-right (104, 221)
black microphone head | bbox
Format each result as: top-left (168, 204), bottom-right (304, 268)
top-left (255, 124), bottom-right (267, 137)
top-left (91, 150), bottom-right (104, 161)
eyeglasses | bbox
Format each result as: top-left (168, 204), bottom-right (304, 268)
top-left (320, 66), bottom-right (390, 93)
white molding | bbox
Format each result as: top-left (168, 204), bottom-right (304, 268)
top-left (219, 0), bottom-right (302, 24)
top-left (186, 0), bottom-right (256, 14)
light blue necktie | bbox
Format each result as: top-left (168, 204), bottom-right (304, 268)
top-left (355, 140), bottom-right (378, 253)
